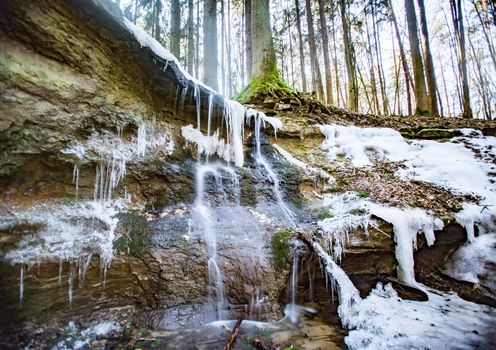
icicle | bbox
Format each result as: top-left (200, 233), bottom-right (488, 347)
top-left (206, 93), bottom-right (214, 163)
top-left (68, 263), bottom-right (74, 305)
top-left (73, 164), bottom-right (80, 201)
top-left (58, 260), bottom-right (63, 287)
top-left (19, 264), bottom-right (24, 307)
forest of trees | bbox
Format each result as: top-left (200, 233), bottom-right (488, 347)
top-left (121, 0), bottom-right (496, 119)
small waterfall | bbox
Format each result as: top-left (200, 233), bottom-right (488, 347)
top-left (194, 164), bottom-right (227, 321)
top-left (254, 114), bottom-right (297, 227)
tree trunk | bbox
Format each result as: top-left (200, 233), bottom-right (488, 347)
top-left (295, 0), bottom-right (307, 93)
top-left (416, 0), bottom-right (439, 116)
top-left (450, 0), bottom-right (473, 118)
top-left (318, 0), bottom-right (334, 105)
top-left (404, 0), bottom-right (430, 115)
top-left (204, 0), bottom-right (219, 90)
top-left (305, 0), bottom-right (325, 101)
top-left (227, 0), bottom-right (233, 96)
top-left (339, 0), bottom-right (358, 111)
top-left (390, 0), bottom-right (412, 116)
top-left (153, 0), bottom-right (161, 42)
top-left (221, 0), bottom-right (226, 94)
top-left (187, 0), bottom-right (194, 74)
top-left (473, 1), bottom-right (496, 73)
top-left (250, 0), bottom-right (277, 79)
top-left (195, 0), bottom-right (200, 79)
top-left (170, 0), bottom-right (180, 58)
top-left (245, 0), bottom-right (253, 79)
top-left (330, 8), bottom-right (342, 107)
top-left (371, 2), bottom-right (389, 115)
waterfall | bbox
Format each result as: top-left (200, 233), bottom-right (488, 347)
top-left (254, 114), bottom-right (297, 228)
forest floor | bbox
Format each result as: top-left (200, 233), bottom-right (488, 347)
top-left (257, 92), bottom-right (496, 219)
top-left (247, 91), bottom-right (496, 137)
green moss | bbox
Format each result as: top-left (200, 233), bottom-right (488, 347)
top-left (318, 211), bottom-right (334, 220)
top-left (233, 68), bottom-right (296, 104)
top-left (348, 208), bottom-right (368, 216)
top-left (114, 212), bottom-right (150, 257)
top-left (355, 189), bottom-right (369, 198)
top-left (270, 230), bottom-right (293, 271)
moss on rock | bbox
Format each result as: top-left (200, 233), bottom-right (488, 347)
top-left (270, 230), bottom-right (293, 271)
top-left (234, 68), bottom-right (297, 105)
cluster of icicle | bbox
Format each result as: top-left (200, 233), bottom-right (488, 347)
top-left (63, 120), bottom-right (175, 202)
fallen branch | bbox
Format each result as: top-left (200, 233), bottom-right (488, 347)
top-left (223, 319), bottom-right (242, 350)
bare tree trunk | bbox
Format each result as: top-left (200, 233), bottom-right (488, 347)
top-left (195, 0), bottom-right (200, 79)
top-left (245, 0), bottom-right (253, 79)
top-left (390, 1), bottom-right (412, 116)
top-left (365, 15), bottom-right (380, 114)
top-left (227, 0), bottom-right (233, 96)
top-left (318, 0), bottom-right (334, 105)
top-left (170, 0), bottom-right (181, 58)
top-left (340, 0), bottom-right (358, 111)
top-left (473, 1), bottom-right (496, 73)
top-left (153, 0), bottom-right (161, 42)
top-left (204, 0), bottom-right (219, 90)
top-left (371, 2), bottom-right (389, 115)
top-left (468, 29), bottom-right (491, 119)
top-left (250, 0), bottom-right (277, 80)
top-left (443, 8), bottom-right (463, 110)
top-left (220, 0), bottom-right (226, 95)
top-left (187, 0), bottom-right (194, 74)
top-left (287, 10), bottom-right (296, 87)
top-left (440, 58), bottom-right (451, 117)
top-left (295, 0), bottom-right (307, 92)
top-left (305, 0), bottom-right (325, 101)
top-left (417, 0), bottom-right (439, 116)
top-left (331, 8), bottom-right (342, 107)
top-left (404, 0), bottom-right (430, 115)
top-left (450, 0), bottom-right (473, 118)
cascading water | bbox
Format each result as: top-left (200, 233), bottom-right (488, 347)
top-left (253, 115), bottom-right (297, 228)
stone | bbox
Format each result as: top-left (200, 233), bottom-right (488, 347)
top-left (275, 103), bottom-right (292, 111)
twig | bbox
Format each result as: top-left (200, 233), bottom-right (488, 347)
top-left (223, 319), bottom-right (242, 350)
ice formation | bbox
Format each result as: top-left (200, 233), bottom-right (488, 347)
top-left (2, 201), bottom-right (122, 303)
top-left (63, 121), bottom-right (174, 201)
top-left (444, 233), bottom-right (496, 290)
top-left (345, 283), bottom-right (496, 350)
top-left (319, 124), bottom-right (496, 240)
top-left (317, 193), bottom-right (371, 262)
top-left (368, 203), bottom-right (444, 287)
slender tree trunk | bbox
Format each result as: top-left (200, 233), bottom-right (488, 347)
top-left (221, 0), bottom-right (226, 95)
top-left (241, 7), bottom-right (246, 86)
top-left (417, 0), bottom-right (439, 116)
top-left (227, 0), bottom-right (233, 96)
top-left (443, 8), bottom-right (463, 110)
top-left (468, 30), bottom-right (491, 119)
top-left (153, 0), bottom-right (161, 42)
top-left (134, 0), bottom-right (138, 24)
top-left (170, 0), bottom-right (181, 58)
top-left (295, 0), bottom-right (307, 92)
top-left (204, 0), bottom-right (219, 90)
top-left (405, 0), bottom-right (430, 115)
top-left (287, 11), bottom-right (296, 87)
top-left (450, 0), bottom-right (473, 118)
top-left (473, 1), bottom-right (496, 73)
top-left (187, 0), bottom-right (194, 74)
top-left (245, 0), bottom-right (253, 79)
top-left (331, 9), bottom-right (341, 107)
top-left (340, 0), bottom-right (358, 111)
top-left (440, 59), bottom-right (451, 117)
top-left (318, 0), bottom-right (334, 105)
top-left (305, 0), bottom-right (325, 101)
top-left (371, 2), bottom-right (389, 115)
top-left (390, 1), bottom-right (412, 116)
top-left (365, 15), bottom-right (380, 114)
top-left (195, 0), bottom-right (200, 79)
